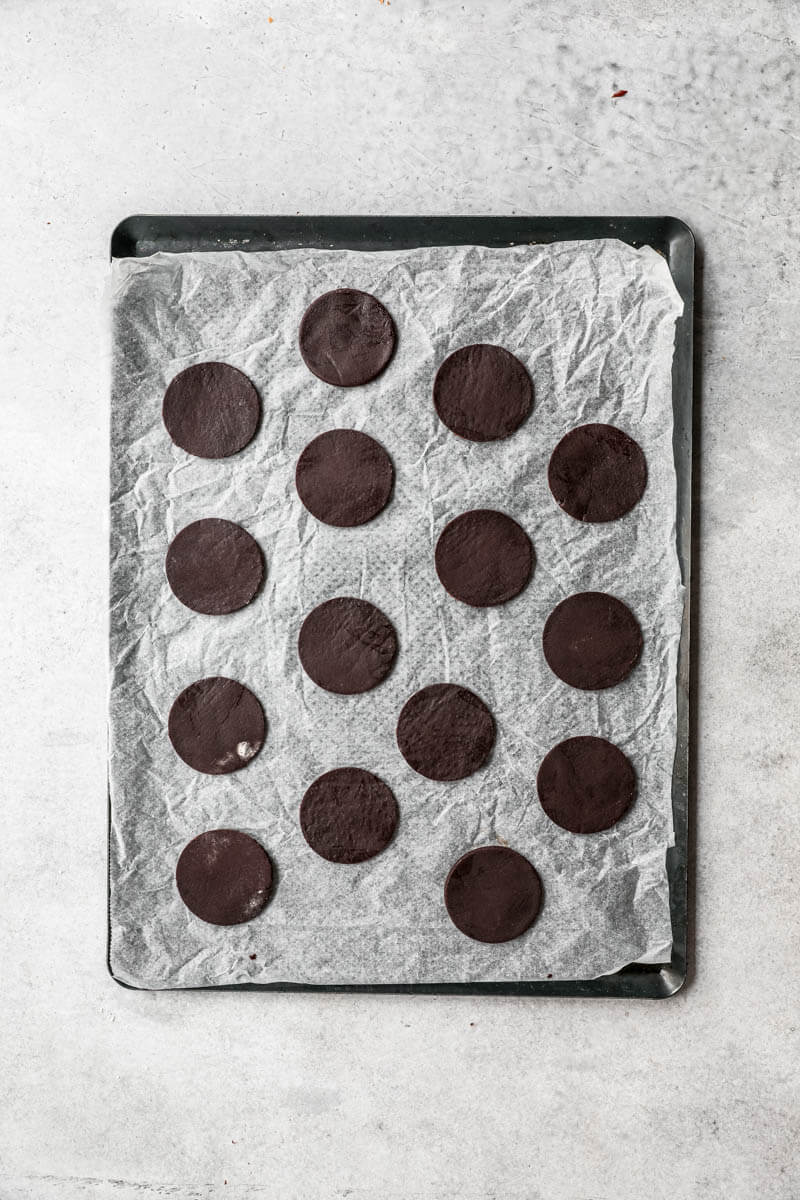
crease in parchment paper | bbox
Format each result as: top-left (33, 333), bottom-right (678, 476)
top-left (109, 240), bottom-right (683, 989)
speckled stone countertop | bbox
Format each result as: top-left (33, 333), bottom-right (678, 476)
top-left (2, 2), bottom-right (798, 1197)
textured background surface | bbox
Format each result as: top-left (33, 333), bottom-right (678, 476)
top-left (2, 0), bottom-right (799, 1196)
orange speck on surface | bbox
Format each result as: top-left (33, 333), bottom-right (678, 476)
top-left (612, 89), bottom-right (628, 98)
top-left (268, 15), bottom-right (273, 22)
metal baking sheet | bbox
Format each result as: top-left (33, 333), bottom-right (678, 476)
top-left (108, 215), bottom-right (693, 999)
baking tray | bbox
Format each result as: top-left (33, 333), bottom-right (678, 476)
top-left (109, 215), bottom-right (694, 998)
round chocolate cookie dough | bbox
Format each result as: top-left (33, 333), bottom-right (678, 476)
top-left (162, 362), bottom-right (260, 459)
top-left (396, 683), bottom-right (495, 781)
top-left (433, 344), bottom-right (533, 442)
top-left (299, 288), bottom-right (396, 387)
top-left (435, 509), bottom-right (533, 607)
top-left (537, 736), bottom-right (636, 833)
top-left (300, 767), bottom-right (398, 863)
top-left (168, 677), bottom-right (266, 776)
top-left (548, 423), bottom-right (647, 522)
top-left (175, 829), bottom-right (273, 926)
top-left (295, 429), bottom-right (394, 527)
top-left (444, 846), bottom-right (543, 943)
top-left (165, 518), bottom-right (263, 615)
top-left (542, 591), bottom-right (642, 690)
top-left (298, 597), bottom-right (398, 694)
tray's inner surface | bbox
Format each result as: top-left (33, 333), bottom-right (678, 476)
top-left (107, 236), bottom-right (690, 993)
top-left (111, 214), bottom-right (691, 258)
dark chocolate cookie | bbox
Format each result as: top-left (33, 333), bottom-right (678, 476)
top-left (300, 767), bottom-right (398, 863)
top-left (444, 846), bottom-right (543, 943)
top-left (165, 518), bottom-right (263, 615)
top-left (433, 344), bottom-right (533, 441)
top-left (298, 597), bottom-right (398, 694)
top-left (168, 677), bottom-right (266, 775)
top-left (537, 736), bottom-right (636, 833)
top-left (295, 429), bottom-right (394, 527)
top-left (435, 509), bottom-right (533, 606)
top-left (163, 362), bottom-right (260, 458)
top-left (396, 683), bottom-right (495, 781)
top-left (542, 592), bottom-right (642, 690)
top-left (299, 288), bottom-right (396, 386)
top-left (548, 423), bottom-right (647, 522)
top-left (175, 830), bottom-right (273, 926)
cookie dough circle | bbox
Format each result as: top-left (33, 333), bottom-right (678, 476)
top-left (537, 736), bottom-right (636, 833)
top-left (542, 592), bottom-right (642, 690)
top-left (162, 362), bottom-right (260, 459)
top-left (175, 830), bottom-right (273, 926)
top-left (168, 677), bottom-right (266, 776)
top-left (298, 597), bottom-right (398, 694)
top-left (435, 509), bottom-right (533, 607)
top-left (300, 767), bottom-right (398, 863)
top-left (299, 288), bottom-right (396, 386)
top-left (396, 683), bottom-right (495, 781)
top-left (433, 344), bottom-right (533, 441)
top-left (165, 518), bottom-right (263, 615)
top-left (444, 846), bottom-right (543, 943)
top-left (295, 429), bottom-right (394, 527)
top-left (548, 423), bottom-right (647, 522)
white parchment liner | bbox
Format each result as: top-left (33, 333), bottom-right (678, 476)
top-left (109, 240), bottom-right (683, 987)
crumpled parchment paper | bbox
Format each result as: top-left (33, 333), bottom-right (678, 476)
top-left (109, 240), bottom-right (684, 988)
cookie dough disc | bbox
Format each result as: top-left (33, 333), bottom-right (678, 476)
top-left (396, 683), bottom-right (495, 781)
top-left (165, 518), bottom-right (263, 615)
top-left (295, 429), bottom-right (394, 527)
top-left (299, 288), bottom-right (397, 387)
top-left (548, 423), bottom-right (647, 522)
top-left (175, 830), bottom-right (273, 926)
top-left (542, 592), bottom-right (642, 690)
top-left (298, 597), bottom-right (398, 694)
top-left (162, 362), bottom-right (260, 458)
top-left (168, 677), bottom-right (266, 776)
top-left (300, 767), bottom-right (398, 863)
top-left (444, 846), bottom-right (543, 943)
top-left (537, 736), bottom-right (636, 833)
top-left (433, 344), bottom-right (533, 441)
top-left (435, 509), bottom-right (533, 607)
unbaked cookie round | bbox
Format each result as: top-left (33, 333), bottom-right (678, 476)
top-left (396, 683), bottom-right (495, 781)
top-left (168, 677), bottom-right (266, 775)
top-left (300, 767), bottom-right (398, 863)
top-left (163, 362), bottom-right (260, 459)
top-left (542, 592), bottom-right (642, 690)
top-left (295, 429), bottom-right (394, 527)
top-left (299, 288), bottom-right (396, 386)
top-left (433, 344), bottom-right (533, 441)
top-left (175, 830), bottom-right (273, 926)
top-left (548, 423), bottom-right (647, 522)
top-left (298, 597), bottom-right (398, 694)
top-left (435, 509), bottom-right (533, 606)
top-left (165, 518), bottom-right (263, 615)
top-left (537, 736), bottom-right (636, 833)
top-left (444, 845), bottom-right (543, 943)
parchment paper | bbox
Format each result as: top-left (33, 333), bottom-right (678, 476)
top-left (109, 240), bottom-right (684, 988)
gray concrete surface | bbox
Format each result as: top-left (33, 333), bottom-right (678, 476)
top-left (1, 1), bottom-right (799, 1196)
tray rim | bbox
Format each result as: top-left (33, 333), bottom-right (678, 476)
top-left (108, 214), bottom-right (694, 1000)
